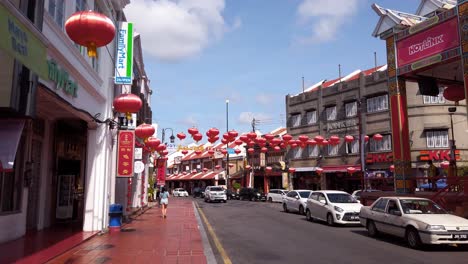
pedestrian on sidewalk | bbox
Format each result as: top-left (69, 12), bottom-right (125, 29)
top-left (160, 187), bottom-right (169, 218)
top-left (156, 188), bottom-right (161, 207)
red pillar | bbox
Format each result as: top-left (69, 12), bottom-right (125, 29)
top-left (386, 36), bottom-right (414, 194)
top-left (264, 175), bottom-right (269, 194)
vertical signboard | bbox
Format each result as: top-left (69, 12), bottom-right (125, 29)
top-left (117, 131), bottom-right (135, 177)
top-left (115, 22), bottom-right (133, 84)
top-left (156, 158), bottom-right (166, 186)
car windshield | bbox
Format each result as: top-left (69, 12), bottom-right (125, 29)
top-left (298, 191), bottom-right (311, 198)
top-left (210, 187), bottom-right (223, 191)
top-left (327, 193), bottom-right (357, 203)
top-left (400, 199), bottom-right (446, 214)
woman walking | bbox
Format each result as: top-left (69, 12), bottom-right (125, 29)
top-left (159, 187), bottom-right (169, 218)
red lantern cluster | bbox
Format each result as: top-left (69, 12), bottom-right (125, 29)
top-left (135, 124), bottom-right (155, 142)
top-left (207, 128), bottom-right (220, 144)
top-left (65, 11), bottom-right (116, 57)
top-left (113, 93), bottom-right (142, 120)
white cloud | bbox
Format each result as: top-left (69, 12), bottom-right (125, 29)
top-left (296, 0), bottom-right (360, 43)
top-left (238, 112), bottom-right (272, 125)
top-left (124, 0), bottom-right (238, 62)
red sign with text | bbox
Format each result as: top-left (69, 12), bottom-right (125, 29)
top-left (397, 17), bottom-right (459, 67)
top-left (419, 149), bottom-right (460, 161)
top-left (117, 131), bottom-right (135, 177)
top-left (366, 152), bottom-right (393, 164)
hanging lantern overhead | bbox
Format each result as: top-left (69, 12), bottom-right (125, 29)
top-left (389, 164), bottom-right (395, 172)
top-left (298, 135), bottom-right (309, 142)
top-left (443, 84), bottom-right (465, 105)
top-left (240, 134), bottom-right (249, 142)
top-left (265, 166), bottom-right (272, 173)
top-left (65, 11), bottom-right (116, 57)
top-left (347, 167), bottom-right (356, 174)
top-left (264, 134), bottom-right (275, 141)
top-left (314, 135), bottom-right (324, 143)
top-left (181, 150), bottom-right (188, 155)
top-left (247, 148), bottom-right (255, 154)
top-left (288, 167), bottom-right (296, 173)
top-left (146, 137), bottom-right (161, 150)
top-left (188, 127), bottom-right (198, 135)
top-left (207, 128), bottom-right (220, 137)
top-left (282, 134), bottom-right (293, 141)
top-left (247, 141), bottom-right (255, 147)
top-left (329, 135), bottom-right (340, 144)
top-left (221, 138), bottom-right (228, 144)
top-left (321, 140), bottom-right (329, 146)
top-left (234, 139), bottom-right (243, 146)
top-left (373, 134), bottom-right (383, 141)
top-left (245, 165), bottom-right (252, 170)
top-left (160, 149), bottom-right (169, 156)
top-left (135, 123), bottom-right (155, 142)
top-left (316, 167), bottom-right (323, 175)
top-left (307, 139), bottom-right (317, 146)
top-left (113, 93), bottom-right (142, 120)
top-left (234, 148), bottom-right (241, 154)
top-left (215, 165), bottom-right (221, 169)
top-left (440, 161), bottom-right (450, 169)
top-left (195, 150), bottom-right (202, 155)
top-left (261, 147), bottom-right (268, 153)
top-left (208, 149), bottom-right (215, 155)
top-left (222, 133), bottom-right (230, 140)
top-left (228, 130), bottom-right (238, 138)
top-left (364, 135), bottom-right (370, 142)
top-left (208, 136), bottom-right (219, 143)
top-left (203, 168), bottom-right (208, 172)
top-left (247, 132), bottom-right (257, 140)
top-left (271, 138), bottom-right (281, 145)
top-left (192, 133), bottom-right (203, 142)
top-left (221, 149), bottom-right (228, 155)
top-left (344, 135), bottom-right (354, 143)
top-left (177, 132), bottom-right (186, 140)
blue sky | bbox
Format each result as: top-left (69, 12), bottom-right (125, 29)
top-left (124, 0), bottom-right (420, 142)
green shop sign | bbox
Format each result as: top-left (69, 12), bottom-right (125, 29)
top-left (47, 60), bottom-right (78, 98)
top-left (0, 3), bottom-right (47, 79)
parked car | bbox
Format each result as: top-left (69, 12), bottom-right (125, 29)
top-left (306, 190), bottom-right (362, 225)
top-left (282, 190), bottom-right (312, 215)
top-left (204, 186), bottom-right (227, 203)
top-left (226, 189), bottom-right (240, 200)
top-left (359, 197), bottom-right (468, 249)
top-left (267, 189), bottom-right (288, 203)
top-left (192, 187), bottom-right (205, 198)
top-left (239, 187), bottom-right (267, 202)
top-left (172, 188), bottom-right (189, 197)
top-left (351, 189), bottom-right (380, 201)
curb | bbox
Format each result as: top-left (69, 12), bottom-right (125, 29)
top-left (193, 201), bottom-right (218, 264)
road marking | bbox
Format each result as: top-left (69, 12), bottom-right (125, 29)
top-left (196, 203), bottom-right (232, 264)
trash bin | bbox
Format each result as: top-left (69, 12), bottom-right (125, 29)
top-left (109, 204), bottom-right (123, 233)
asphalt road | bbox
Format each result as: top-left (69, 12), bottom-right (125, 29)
top-left (193, 197), bottom-right (468, 264)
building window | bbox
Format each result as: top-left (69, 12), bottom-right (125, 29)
top-left (346, 139), bottom-right (359, 154)
top-left (76, 0), bottom-right (86, 11)
top-left (426, 130), bottom-right (449, 148)
top-left (48, 0), bottom-right (65, 28)
top-left (369, 134), bottom-right (392, 152)
top-left (306, 110), bottom-right (317, 124)
top-left (306, 145), bottom-right (318, 157)
top-left (423, 87), bottom-right (445, 104)
top-left (328, 144), bottom-right (339, 156)
top-left (345, 101), bottom-right (357, 117)
top-left (290, 114), bottom-right (301, 127)
top-left (325, 106), bottom-right (337, 121)
top-left (291, 148), bottom-right (303, 159)
top-left (367, 94), bottom-right (388, 113)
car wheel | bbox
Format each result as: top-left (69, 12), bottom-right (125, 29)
top-left (406, 227), bottom-right (422, 249)
top-left (367, 220), bottom-right (379, 237)
top-left (223, 200), bottom-right (227, 203)
top-left (268, 197), bottom-right (273, 203)
top-left (299, 205), bottom-right (305, 215)
top-left (326, 213), bottom-right (335, 226)
top-left (283, 203), bottom-right (289, 213)
top-left (306, 209), bottom-right (312, 221)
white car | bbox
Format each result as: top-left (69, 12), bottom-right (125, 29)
top-left (267, 189), bottom-right (288, 203)
top-left (360, 197), bottom-right (468, 249)
top-left (204, 186), bottom-right (227, 203)
top-left (306, 190), bottom-right (362, 225)
top-left (172, 188), bottom-right (189, 197)
top-left (282, 190), bottom-right (312, 215)
top-left (351, 189), bottom-right (380, 201)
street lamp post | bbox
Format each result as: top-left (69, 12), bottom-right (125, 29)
top-left (448, 107), bottom-right (457, 177)
top-left (226, 99), bottom-right (230, 190)
top-left (161, 128), bottom-right (175, 144)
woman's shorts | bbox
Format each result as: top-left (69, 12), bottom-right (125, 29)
top-left (161, 198), bottom-right (168, 205)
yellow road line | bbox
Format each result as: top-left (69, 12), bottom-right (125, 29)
top-left (196, 204), bottom-right (232, 264)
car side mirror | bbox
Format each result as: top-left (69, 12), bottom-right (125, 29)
top-left (295, 195), bottom-right (300, 199)
top-left (319, 200), bottom-right (326, 204)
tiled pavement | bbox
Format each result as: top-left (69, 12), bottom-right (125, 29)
top-left (45, 199), bottom-right (208, 264)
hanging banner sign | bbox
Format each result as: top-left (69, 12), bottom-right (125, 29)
top-left (117, 130), bottom-right (135, 177)
top-left (114, 22), bottom-right (133, 84)
top-left (396, 17), bottom-right (459, 67)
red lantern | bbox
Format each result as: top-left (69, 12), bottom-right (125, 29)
top-left (65, 11), bottom-right (116, 57)
top-left (228, 130), bottom-right (238, 138)
top-left (245, 165), bottom-right (252, 170)
top-left (160, 149), bottom-right (169, 156)
top-left (282, 134), bottom-right (292, 141)
top-left (321, 140), bottom-right (329, 146)
top-left (248, 148), bottom-right (255, 154)
top-left (208, 149), bottom-right (215, 155)
top-left (389, 164), bottom-right (395, 172)
top-left (316, 167), bottom-right (323, 175)
top-left (347, 167), bottom-right (356, 174)
top-left (234, 139), bottom-right (243, 146)
top-left (298, 135), bottom-right (309, 142)
top-left (208, 136), bottom-right (219, 143)
top-left (229, 164), bottom-right (234, 168)
top-left (274, 146), bottom-right (281, 152)
top-left (192, 133), bottom-right (203, 142)
top-left (271, 138), bottom-right (281, 146)
top-left (344, 135), bottom-right (354, 143)
top-left (207, 128), bottom-right (220, 137)
top-left (146, 137), bottom-right (161, 150)
top-left (307, 139), bottom-right (317, 146)
top-left (234, 149), bottom-right (241, 154)
top-left (288, 167), bottom-right (296, 173)
top-left (314, 135), bottom-right (324, 143)
top-left (247, 141), bottom-right (255, 147)
top-left (373, 134), bottom-right (383, 141)
top-left (261, 147), bottom-right (268, 153)
top-left (265, 166), bottom-right (272, 173)
top-left (364, 135), bottom-right (370, 142)
top-left (329, 135), bottom-right (340, 144)
top-left (247, 132), bottom-right (257, 140)
top-left (177, 132), bottom-right (186, 140)
top-left (240, 134), bottom-right (249, 142)
top-left (113, 93), bottom-right (142, 120)
top-left (443, 84), bottom-right (465, 104)
top-left (215, 165), bottom-right (221, 169)
top-left (221, 149), bottom-right (228, 155)
top-left (181, 150), bottom-right (188, 155)
top-left (440, 161), bottom-right (450, 169)
top-left (195, 150), bottom-right (202, 155)
top-left (188, 127), bottom-right (199, 135)
top-left (203, 168), bottom-right (208, 172)
top-left (135, 123), bottom-right (155, 142)
top-left (222, 133), bottom-right (230, 140)
top-left (264, 134), bottom-right (275, 141)
top-left (290, 142), bottom-right (298, 148)
top-left (221, 138), bottom-right (228, 144)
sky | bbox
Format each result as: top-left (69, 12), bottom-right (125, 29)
top-left (123, 0), bottom-right (421, 142)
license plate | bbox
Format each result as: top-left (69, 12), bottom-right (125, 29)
top-left (351, 216), bottom-right (359, 220)
top-left (452, 234), bottom-right (468, 239)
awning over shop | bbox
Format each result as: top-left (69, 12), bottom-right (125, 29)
top-left (322, 165), bottom-right (361, 173)
top-left (0, 119), bottom-right (25, 172)
top-left (166, 170), bottom-right (223, 181)
top-left (296, 167), bottom-right (318, 172)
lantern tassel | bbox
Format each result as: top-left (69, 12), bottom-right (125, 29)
top-left (126, 112), bottom-right (132, 120)
top-left (87, 42), bottom-right (97, 57)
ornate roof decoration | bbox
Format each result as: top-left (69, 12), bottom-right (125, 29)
top-left (371, 3), bottom-right (426, 39)
top-left (415, 0), bottom-right (456, 17)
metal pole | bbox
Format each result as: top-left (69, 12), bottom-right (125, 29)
top-left (450, 113), bottom-right (456, 163)
top-left (358, 100), bottom-right (366, 191)
top-left (226, 99), bottom-right (230, 190)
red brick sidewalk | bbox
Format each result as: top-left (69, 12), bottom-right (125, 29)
top-left (46, 199), bottom-right (208, 264)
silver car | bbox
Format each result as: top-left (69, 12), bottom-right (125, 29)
top-left (267, 189), bottom-right (288, 203)
top-left (204, 186), bottom-right (227, 203)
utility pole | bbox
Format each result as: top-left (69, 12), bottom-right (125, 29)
top-left (226, 99), bottom-right (230, 190)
